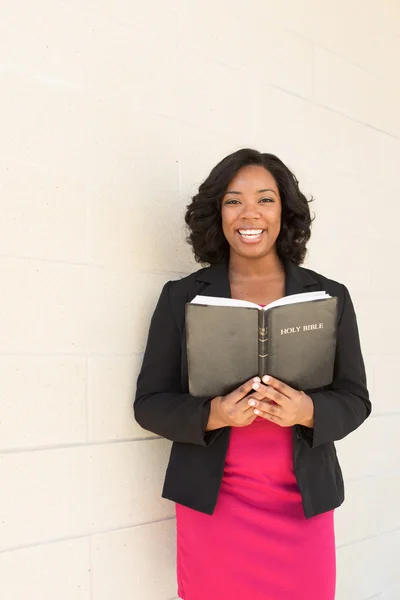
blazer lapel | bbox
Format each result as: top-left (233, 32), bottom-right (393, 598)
top-left (283, 259), bottom-right (321, 296)
top-left (195, 259), bottom-right (321, 299)
top-left (195, 263), bottom-right (232, 299)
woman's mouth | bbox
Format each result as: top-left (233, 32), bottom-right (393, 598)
top-left (237, 229), bottom-right (265, 243)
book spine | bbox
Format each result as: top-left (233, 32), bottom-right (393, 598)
top-left (258, 310), bottom-right (268, 377)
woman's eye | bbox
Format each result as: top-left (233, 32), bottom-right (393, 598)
top-left (225, 199), bottom-right (240, 205)
top-left (259, 197), bottom-right (274, 203)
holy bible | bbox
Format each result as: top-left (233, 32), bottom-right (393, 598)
top-left (186, 292), bottom-right (338, 397)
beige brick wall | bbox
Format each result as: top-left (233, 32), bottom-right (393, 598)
top-left (0, 1), bottom-right (399, 599)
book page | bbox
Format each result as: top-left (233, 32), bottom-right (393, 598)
top-left (264, 291), bottom-right (331, 310)
top-left (190, 291), bottom-right (331, 310)
top-left (190, 295), bottom-right (260, 309)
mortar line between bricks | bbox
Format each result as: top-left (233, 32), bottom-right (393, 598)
top-left (84, 169), bottom-right (91, 265)
top-left (0, 435), bottom-right (161, 455)
top-left (1, 350), bottom-right (399, 358)
top-left (0, 352), bottom-right (139, 357)
top-left (2, 435), bottom-right (400, 457)
top-left (0, 253), bottom-right (191, 277)
top-left (345, 468), bottom-right (400, 484)
top-left (314, 100), bottom-right (400, 142)
top-left (260, 82), bottom-right (400, 143)
top-left (57, 0), bottom-right (178, 37)
top-left (0, 516), bottom-right (176, 555)
top-left (89, 536), bottom-right (94, 600)
top-left (336, 524), bottom-right (400, 550)
top-left (85, 355), bottom-right (89, 443)
top-left (0, 253), bottom-right (89, 266)
top-left (137, 95), bottom-right (400, 147)
top-left (161, 80), bottom-right (400, 144)
top-left (369, 411), bottom-right (400, 418)
top-left (287, 28), bottom-right (380, 76)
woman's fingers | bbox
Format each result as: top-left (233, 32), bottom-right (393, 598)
top-left (251, 382), bottom-right (286, 405)
top-left (261, 375), bottom-right (298, 398)
top-left (237, 396), bottom-right (259, 413)
top-left (219, 375), bottom-right (301, 428)
top-left (247, 396), bottom-right (282, 419)
top-left (251, 375), bottom-right (302, 404)
top-left (247, 376), bottom-right (308, 427)
top-left (230, 376), bottom-right (261, 403)
top-left (253, 402), bottom-right (282, 422)
top-left (218, 377), bottom-right (262, 427)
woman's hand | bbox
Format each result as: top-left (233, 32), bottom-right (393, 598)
top-left (206, 377), bottom-right (261, 430)
top-left (246, 375), bottom-right (315, 428)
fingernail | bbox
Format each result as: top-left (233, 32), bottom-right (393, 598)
top-left (262, 375), bottom-right (270, 383)
top-left (254, 409), bottom-right (260, 415)
top-left (253, 377), bottom-right (261, 383)
top-left (252, 383), bottom-right (260, 390)
top-left (248, 399), bottom-right (256, 407)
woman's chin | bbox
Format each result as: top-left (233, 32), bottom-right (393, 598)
top-left (231, 244), bottom-right (275, 260)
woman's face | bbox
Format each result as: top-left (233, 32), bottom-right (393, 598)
top-left (221, 165), bottom-right (282, 261)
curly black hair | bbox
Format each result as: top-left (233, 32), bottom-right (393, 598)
top-left (185, 148), bottom-right (314, 266)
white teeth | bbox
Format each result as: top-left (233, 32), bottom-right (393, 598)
top-left (239, 229), bottom-right (263, 236)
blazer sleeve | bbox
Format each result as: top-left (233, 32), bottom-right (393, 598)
top-left (297, 284), bottom-right (371, 448)
top-left (134, 281), bottom-right (222, 446)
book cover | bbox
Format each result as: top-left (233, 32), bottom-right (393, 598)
top-left (186, 292), bottom-right (338, 397)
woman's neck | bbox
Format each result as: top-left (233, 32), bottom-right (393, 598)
top-left (228, 252), bottom-right (284, 282)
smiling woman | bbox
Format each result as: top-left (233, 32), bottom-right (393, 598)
top-left (134, 148), bottom-right (370, 600)
top-left (185, 149), bottom-right (312, 270)
top-left (221, 165), bottom-right (282, 254)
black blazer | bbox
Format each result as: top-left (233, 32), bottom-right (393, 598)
top-left (134, 260), bottom-right (371, 518)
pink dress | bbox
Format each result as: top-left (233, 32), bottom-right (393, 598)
top-left (175, 374), bottom-right (336, 599)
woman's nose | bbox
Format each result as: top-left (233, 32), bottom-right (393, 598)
top-left (240, 203), bottom-right (261, 218)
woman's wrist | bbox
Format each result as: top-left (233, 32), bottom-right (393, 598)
top-left (298, 393), bottom-right (315, 428)
top-left (300, 416), bottom-right (314, 429)
top-left (206, 397), bottom-right (226, 431)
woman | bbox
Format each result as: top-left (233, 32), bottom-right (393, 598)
top-left (134, 148), bottom-right (371, 600)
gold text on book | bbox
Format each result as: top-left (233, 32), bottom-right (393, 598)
top-left (280, 323), bottom-right (324, 336)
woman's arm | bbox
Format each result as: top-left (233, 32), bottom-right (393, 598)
top-left (134, 281), bottom-right (223, 445)
top-left (297, 284), bottom-right (371, 447)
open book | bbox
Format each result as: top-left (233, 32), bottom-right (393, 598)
top-left (186, 292), bottom-right (338, 397)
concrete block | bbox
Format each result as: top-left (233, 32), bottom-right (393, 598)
top-left (0, 538), bottom-right (90, 600)
top-left (86, 14), bottom-right (179, 119)
top-left (336, 536), bottom-right (382, 599)
top-left (0, 257), bottom-right (88, 354)
top-left (0, 163), bottom-right (86, 262)
top-left (88, 188), bottom-right (196, 273)
top-left (86, 268), bottom-right (170, 355)
top-left (178, 5), bottom-right (313, 98)
top-left (91, 519), bottom-right (176, 600)
top-left (370, 242), bottom-right (400, 292)
top-left (172, 51), bottom-right (254, 140)
top-left (0, 0), bottom-right (86, 88)
top-left (379, 529), bottom-right (400, 592)
top-left (0, 439), bottom-right (174, 551)
top-left (337, 415), bottom-right (400, 480)
top-left (314, 46), bottom-right (380, 130)
top-left (88, 354), bottom-right (155, 442)
top-left (0, 356), bottom-right (86, 450)
top-left (64, 0), bottom-right (178, 34)
top-left (370, 356), bottom-right (400, 415)
top-left (335, 478), bottom-right (379, 547)
top-left (0, 74), bottom-right (168, 191)
top-left (376, 473), bottom-right (400, 534)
